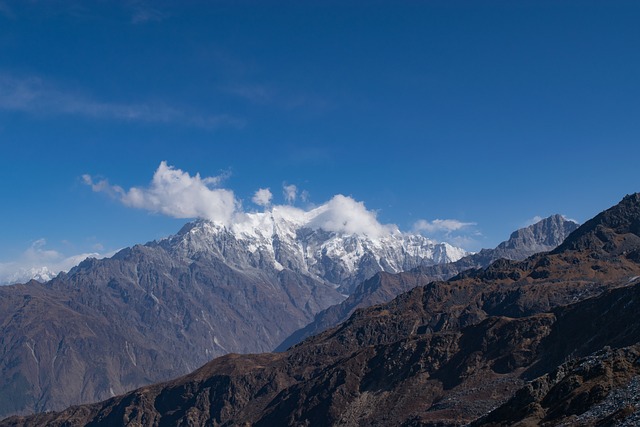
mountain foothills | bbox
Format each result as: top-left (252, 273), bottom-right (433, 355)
top-left (5, 194), bottom-right (640, 427)
top-left (0, 208), bottom-right (466, 418)
top-left (277, 214), bottom-right (579, 350)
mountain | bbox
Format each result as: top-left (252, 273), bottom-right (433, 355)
top-left (7, 194), bottom-right (640, 426)
top-left (276, 214), bottom-right (579, 351)
top-left (7, 206), bottom-right (467, 291)
top-left (0, 207), bottom-right (465, 419)
top-left (163, 207), bottom-right (467, 294)
top-left (0, 266), bottom-right (55, 286)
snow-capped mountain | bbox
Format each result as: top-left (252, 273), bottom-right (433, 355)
top-left (0, 206), bottom-right (466, 418)
top-left (161, 206), bottom-right (468, 293)
top-left (0, 266), bottom-right (55, 285)
top-left (0, 206), bottom-right (583, 419)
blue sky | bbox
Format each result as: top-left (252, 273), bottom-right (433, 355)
top-left (1, 1), bottom-right (639, 282)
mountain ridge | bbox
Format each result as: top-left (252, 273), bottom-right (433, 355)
top-left (0, 207), bottom-right (467, 419)
top-left (276, 213), bottom-right (579, 351)
top-left (158, 209), bottom-right (468, 293)
top-left (6, 194), bottom-right (640, 426)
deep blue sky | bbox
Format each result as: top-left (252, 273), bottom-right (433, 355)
top-left (1, 1), bottom-right (639, 278)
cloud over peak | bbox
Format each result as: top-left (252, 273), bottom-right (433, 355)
top-left (412, 218), bottom-right (479, 250)
top-left (84, 161), bottom-right (476, 243)
top-left (308, 195), bottom-right (393, 238)
top-left (283, 184), bottom-right (297, 204)
top-left (252, 188), bottom-right (273, 207)
top-left (84, 161), bottom-right (238, 224)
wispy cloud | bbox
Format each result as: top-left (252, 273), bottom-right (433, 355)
top-left (222, 82), bottom-right (329, 111)
top-left (283, 184), bottom-right (297, 204)
top-left (0, 239), bottom-right (113, 285)
top-left (561, 214), bottom-right (579, 224)
top-left (413, 218), bottom-right (480, 251)
top-left (224, 84), bottom-right (275, 104)
top-left (0, 73), bottom-right (243, 128)
top-left (131, 6), bottom-right (165, 24)
top-left (413, 219), bottom-right (477, 234)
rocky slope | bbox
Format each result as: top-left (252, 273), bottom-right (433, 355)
top-left (6, 194), bottom-right (640, 426)
top-left (473, 279), bottom-right (640, 426)
top-left (277, 214), bottom-right (579, 351)
top-left (0, 209), bottom-right (468, 419)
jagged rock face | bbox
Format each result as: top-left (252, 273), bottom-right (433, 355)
top-left (499, 214), bottom-right (578, 253)
top-left (7, 194), bottom-right (640, 427)
top-left (277, 214), bottom-right (579, 351)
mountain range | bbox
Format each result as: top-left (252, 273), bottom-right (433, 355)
top-left (276, 214), bottom-right (579, 351)
top-left (5, 193), bottom-right (640, 426)
top-left (0, 207), bottom-right (467, 418)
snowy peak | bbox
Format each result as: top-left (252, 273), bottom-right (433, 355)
top-left (0, 266), bottom-right (55, 285)
top-left (163, 211), bottom-right (468, 292)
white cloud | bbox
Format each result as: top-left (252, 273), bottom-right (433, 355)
top-left (0, 73), bottom-right (242, 129)
top-left (413, 219), bottom-right (476, 234)
top-left (0, 239), bottom-right (112, 285)
top-left (85, 163), bottom-right (400, 239)
top-left (84, 163), bottom-right (478, 245)
top-left (252, 188), bottom-right (273, 207)
top-left (283, 184), bottom-right (297, 204)
top-left (307, 195), bottom-right (394, 238)
top-left (84, 161), bottom-right (239, 224)
top-left (82, 174), bottom-right (125, 199)
top-left (412, 218), bottom-right (480, 251)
